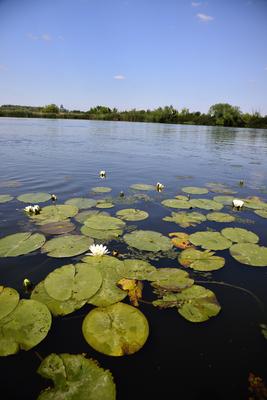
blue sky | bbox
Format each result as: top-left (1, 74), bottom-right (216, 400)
top-left (0, 0), bottom-right (267, 114)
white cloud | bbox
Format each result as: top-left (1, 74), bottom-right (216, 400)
top-left (26, 32), bottom-right (39, 40)
top-left (192, 2), bottom-right (202, 7)
top-left (41, 34), bottom-right (52, 41)
top-left (113, 75), bottom-right (126, 80)
top-left (197, 13), bottom-right (214, 22)
top-left (26, 33), bottom-right (53, 41)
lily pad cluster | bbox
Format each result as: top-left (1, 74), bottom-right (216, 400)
top-left (30, 204), bottom-right (78, 225)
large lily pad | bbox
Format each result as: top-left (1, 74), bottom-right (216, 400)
top-left (206, 212), bottom-right (235, 223)
top-left (121, 259), bottom-right (156, 280)
top-left (130, 183), bottom-right (155, 191)
top-left (229, 243), bottom-right (267, 267)
top-left (221, 227), bottom-right (259, 243)
top-left (65, 197), bottom-right (97, 209)
top-left (163, 211), bottom-right (206, 228)
top-left (150, 268), bottom-right (194, 292)
top-left (244, 197), bottom-right (267, 210)
top-left (168, 232), bottom-right (192, 249)
top-left (39, 220), bottom-right (76, 235)
top-left (37, 353), bottom-right (116, 400)
top-left (0, 194), bottom-right (14, 203)
top-left (116, 208), bottom-right (149, 221)
top-left (0, 299), bottom-right (51, 356)
top-left (124, 230), bottom-right (173, 252)
top-left (30, 205), bottom-right (78, 225)
top-left (84, 215), bottom-right (125, 231)
top-left (82, 302), bottom-right (149, 356)
top-left (255, 209), bottom-right (267, 218)
top-left (75, 210), bottom-right (110, 224)
top-left (189, 198), bottom-right (223, 210)
top-left (178, 248), bottom-right (225, 271)
top-left (0, 286), bottom-right (20, 321)
top-left (189, 231), bottom-right (232, 250)
top-left (96, 201), bottom-right (114, 209)
top-left (153, 285), bottom-right (221, 322)
top-left (17, 192), bottom-right (51, 203)
top-left (182, 187), bottom-right (208, 195)
top-left (0, 232), bottom-right (46, 257)
top-left (91, 187), bottom-right (112, 193)
top-left (161, 199), bottom-right (192, 209)
top-left (213, 195), bottom-right (235, 205)
top-left (42, 235), bottom-right (93, 258)
top-left (206, 182), bottom-right (236, 194)
top-left (81, 225), bottom-right (123, 241)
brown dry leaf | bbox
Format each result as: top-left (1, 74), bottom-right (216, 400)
top-left (117, 278), bottom-right (143, 307)
top-left (168, 232), bottom-right (193, 249)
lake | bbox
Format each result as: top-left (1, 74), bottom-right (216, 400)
top-left (0, 117), bottom-right (267, 399)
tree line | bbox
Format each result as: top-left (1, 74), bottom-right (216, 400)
top-left (0, 103), bottom-right (266, 129)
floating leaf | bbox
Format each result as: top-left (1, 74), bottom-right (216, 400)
top-left (150, 268), bottom-right (194, 292)
top-left (163, 211), bottom-right (206, 228)
top-left (175, 195), bottom-right (188, 200)
top-left (244, 197), bottom-right (267, 210)
top-left (75, 210), bottom-right (110, 224)
top-left (255, 209), bottom-right (267, 219)
top-left (124, 230), bottom-right (173, 252)
top-left (121, 259), bottom-right (156, 280)
top-left (116, 208), bottom-right (149, 221)
top-left (153, 285), bottom-right (221, 322)
top-left (189, 198), bottom-right (223, 210)
top-left (0, 299), bottom-right (51, 356)
top-left (91, 187), bottom-right (112, 193)
top-left (189, 231), bottom-right (232, 250)
top-left (206, 212), bottom-right (235, 223)
top-left (84, 215), bottom-right (125, 231)
top-left (96, 201), bottom-right (114, 209)
top-left (213, 195), bottom-right (235, 205)
top-left (30, 204), bottom-right (78, 225)
top-left (82, 302), bottom-right (149, 356)
top-left (130, 183), bottom-right (155, 191)
top-left (65, 197), bottom-right (97, 209)
top-left (37, 353), bottom-right (116, 400)
top-left (39, 220), bottom-right (76, 235)
top-left (42, 235), bottom-right (93, 258)
top-left (182, 186), bottom-right (208, 195)
top-left (206, 182), bottom-right (236, 194)
top-left (17, 192), bottom-right (51, 203)
top-left (0, 286), bottom-right (20, 321)
top-left (221, 227), bottom-right (259, 243)
top-left (161, 199), bottom-right (192, 209)
top-left (168, 232), bottom-right (192, 249)
top-left (117, 278), bottom-right (143, 306)
top-left (0, 232), bottom-right (46, 257)
top-left (0, 194), bottom-right (14, 203)
top-left (229, 243), bottom-right (267, 267)
top-left (81, 225), bottom-right (122, 240)
top-left (178, 248), bottom-right (225, 271)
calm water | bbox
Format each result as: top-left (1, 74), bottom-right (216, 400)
top-left (0, 118), bottom-right (267, 400)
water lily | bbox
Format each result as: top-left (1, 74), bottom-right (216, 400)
top-left (156, 182), bottom-right (164, 192)
top-left (99, 170), bottom-right (106, 179)
top-left (24, 205), bottom-right (41, 214)
top-left (51, 194), bottom-right (57, 202)
top-left (87, 244), bottom-right (109, 256)
top-left (232, 199), bottom-right (244, 209)
top-left (24, 205), bottom-right (34, 213)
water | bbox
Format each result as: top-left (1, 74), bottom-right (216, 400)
top-left (0, 118), bottom-right (267, 399)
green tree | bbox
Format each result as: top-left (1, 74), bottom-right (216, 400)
top-left (208, 103), bottom-right (243, 127)
top-left (43, 104), bottom-right (60, 114)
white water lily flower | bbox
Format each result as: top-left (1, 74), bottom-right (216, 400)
top-left (232, 199), bottom-right (244, 209)
top-left (156, 182), bottom-right (164, 192)
top-left (87, 244), bottom-right (109, 256)
top-left (24, 205), bottom-right (34, 213)
top-left (99, 170), bottom-right (106, 178)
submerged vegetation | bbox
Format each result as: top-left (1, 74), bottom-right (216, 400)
top-left (0, 103), bottom-right (267, 128)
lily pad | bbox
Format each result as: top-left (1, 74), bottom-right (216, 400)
top-left (75, 210), bottom-right (110, 224)
top-left (153, 285), bottom-right (221, 323)
top-left (150, 268), bottom-right (194, 292)
top-left (124, 230), bottom-right (173, 252)
top-left (189, 231), bottom-right (232, 250)
top-left (130, 184), bottom-right (155, 191)
top-left (163, 211), bottom-right (206, 228)
top-left (81, 225), bottom-right (123, 241)
top-left (0, 287), bottom-right (20, 321)
top-left (244, 197), bottom-right (267, 210)
top-left (30, 205), bottom-right (78, 225)
top-left (82, 302), bottom-right (149, 356)
top-left (182, 187), bottom-right (208, 195)
top-left (221, 227), bottom-right (259, 243)
top-left (0, 299), bottom-right (51, 356)
top-left (206, 182), bottom-right (236, 194)
top-left (17, 192), bottom-right (51, 203)
top-left (161, 199), bottom-right (192, 209)
top-left (84, 215), bottom-right (125, 231)
top-left (175, 195), bottom-right (189, 201)
top-left (37, 353), bottom-right (116, 400)
top-left (39, 220), bottom-right (76, 235)
top-left (0, 194), bottom-right (14, 203)
top-left (96, 201), bottom-right (114, 209)
top-left (116, 208), bottom-right (149, 221)
top-left (0, 232), bottom-right (46, 257)
top-left (65, 197), bottom-right (97, 209)
top-left (178, 248), bottom-right (225, 271)
top-left (229, 243), bottom-right (267, 267)
top-left (42, 235), bottom-right (93, 258)
top-left (213, 195), bottom-right (235, 205)
top-left (121, 259), bottom-right (156, 280)
top-left (168, 232), bottom-right (192, 249)
top-left (206, 212), bottom-right (235, 223)
top-left (189, 198), bottom-right (223, 211)
top-left (91, 187), bottom-right (112, 193)
top-left (255, 209), bottom-right (267, 218)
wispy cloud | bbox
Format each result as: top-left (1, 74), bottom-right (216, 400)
top-left (26, 33), bottom-right (53, 41)
top-left (192, 2), bottom-right (202, 7)
top-left (113, 74), bottom-right (126, 80)
top-left (196, 13), bottom-right (214, 22)
top-left (41, 33), bottom-right (52, 41)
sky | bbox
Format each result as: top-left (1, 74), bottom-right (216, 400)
top-left (0, 0), bottom-right (267, 114)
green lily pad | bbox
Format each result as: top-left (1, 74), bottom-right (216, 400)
top-left (230, 243), bottom-right (267, 267)
top-left (255, 209), bottom-right (267, 218)
top-left (182, 187), bottom-right (208, 195)
top-left (39, 220), bottom-right (76, 235)
top-left (30, 205), bottom-right (78, 225)
top-left (189, 231), bottom-right (232, 250)
top-left (65, 197), bottom-right (97, 209)
top-left (161, 199), bottom-right (192, 209)
top-left (206, 212), bottom-right (235, 223)
top-left (84, 215), bottom-right (125, 231)
top-left (153, 285), bottom-right (221, 322)
top-left (178, 248), bottom-right (225, 271)
top-left (82, 302), bottom-right (149, 356)
top-left (0, 299), bottom-right (51, 356)
top-left (221, 227), bottom-right (259, 243)
top-left (37, 353), bottom-right (116, 400)
top-left (121, 259), bottom-right (156, 280)
top-left (0, 232), bottom-right (46, 257)
top-left (75, 210), bottom-right (110, 224)
top-left (0, 194), bottom-right (14, 203)
top-left (17, 192), bottom-right (51, 203)
top-left (31, 281), bottom-right (86, 316)
top-left (81, 225), bottom-right (122, 241)
top-left (150, 268), bottom-right (194, 292)
top-left (206, 182), bottom-right (236, 194)
top-left (175, 195), bottom-right (189, 201)
top-left (96, 201), bottom-right (114, 209)
top-left (124, 230), bottom-right (173, 252)
top-left (189, 198), bottom-right (223, 210)
top-left (0, 286), bottom-right (20, 321)
top-left (163, 211), bottom-right (206, 228)
top-left (130, 184), bottom-right (155, 191)
top-left (42, 235), bottom-right (93, 258)
top-left (91, 187), bottom-right (112, 193)
top-left (244, 197), bottom-right (267, 210)
top-left (213, 196), bottom-right (235, 205)
top-left (116, 208), bottom-right (149, 221)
